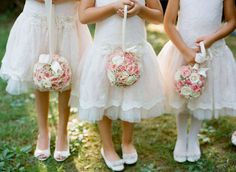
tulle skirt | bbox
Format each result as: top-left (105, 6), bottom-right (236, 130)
top-left (0, 0), bottom-right (92, 95)
top-left (71, 41), bottom-right (165, 123)
top-left (158, 40), bottom-right (236, 120)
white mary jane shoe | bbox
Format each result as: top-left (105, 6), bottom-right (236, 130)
top-left (121, 145), bottom-right (138, 165)
top-left (187, 140), bottom-right (201, 162)
top-left (101, 148), bottom-right (125, 172)
top-left (173, 138), bottom-right (187, 163)
top-left (34, 135), bottom-right (51, 161)
top-left (54, 136), bottom-right (71, 162)
top-left (187, 153), bottom-right (201, 162)
top-left (173, 152), bottom-right (187, 163)
top-left (231, 131), bottom-right (236, 146)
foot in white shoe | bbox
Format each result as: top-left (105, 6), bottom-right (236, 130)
top-left (187, 136), bottom-right (201, 162)
top-left (34, 134), bottom-right (51, 161)
top-left (173, 137), bottom-right (187, 163)
top-left (231, 131), bottom-right (236, 146)
top-left (54, 135), bottom-right (70, 162)
top-left (101, 148), bottom-right (124, 171)
top-left (121, 144), bottom-right (138, 165)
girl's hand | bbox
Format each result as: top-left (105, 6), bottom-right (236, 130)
top-left (113, 0), bottom-right (135, 11)
top-left (182, 48), bottom-right (199, 64)
top-left (127, 0), bottom-right (143, 17)
top-left (36, 0), bottom-right (77, 4)
top-left (116, 0), bottom-right (142, 17)
top-left (195, 35), bottom-right (214, 49)
top-left (37, 0), bottom-right (45, 3)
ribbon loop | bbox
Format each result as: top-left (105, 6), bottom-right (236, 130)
top-left (122, 5), bottom-right (128, 50)
top-left (45, 0), bottom-right (55, 57)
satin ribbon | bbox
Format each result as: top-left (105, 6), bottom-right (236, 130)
top-left (195, 42), bottom-right (210, 64)
top-left (45, 0), bottom-right (55, 57)
top-left (122, 5), bottom-right (128, 51)
top-left (122, 6), bottom-right (139, 54)
top-left (38, 1), bottom-right (62, 74)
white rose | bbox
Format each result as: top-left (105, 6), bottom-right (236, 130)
top-left (190, 73), bottom-right (200, 83)
top-left (42, 79), bottom-right (52, 88)
top-left (175, 71), bottom-right (182, 81)
top-left (126, 76), bottom-right (136, 85)
top-left (112, 55), bottom-right (124, 65)
top-left (107, 71), bottom-right (116, 82)
top-left (121, 71), bottom-right (129, 79)
top-left (192, 91), bottom-right (201, 98)
top-left (180, 86), bottom-right (192, 96)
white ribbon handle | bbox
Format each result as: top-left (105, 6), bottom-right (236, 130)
top-left (45, 0), bottom-right (55, 57)
top-left (122, 5), bottom-right (128, 50)
top-left (195, 42), bottom-right (207, 64)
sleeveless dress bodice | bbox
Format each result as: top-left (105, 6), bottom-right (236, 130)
top-left (94, 0), bottom-right (146, 45)
top-left (177, 0), bottom-right (223, 47)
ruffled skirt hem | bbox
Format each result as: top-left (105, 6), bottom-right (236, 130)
top-left (78, 101), bottom-right (165, 123)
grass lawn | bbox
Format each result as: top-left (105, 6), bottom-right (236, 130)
top-left (0, 14), bottom-right (236, 172)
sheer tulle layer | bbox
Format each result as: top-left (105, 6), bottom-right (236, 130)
top-left (158, 41), bottom-right (236, 120)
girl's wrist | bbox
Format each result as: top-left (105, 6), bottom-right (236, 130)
top-left (111, 2), bottom-right (120, 13)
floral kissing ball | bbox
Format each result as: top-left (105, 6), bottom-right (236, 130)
top-left (106, 48), bottom-right (141, 87)
top-left (174, 64), bottom-right (208, 99)
top-left (33, 54), bottom-right (72, 92)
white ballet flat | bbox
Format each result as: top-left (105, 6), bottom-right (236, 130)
top-left (187, 153), bottom-right (201, 162)
top-left (34, 135), bottom-right (51, 161)
top-left (121, 145), bottom-right (138, 165)
top-left (231, 132), bottom-right (236, 146)
top-left (100, 148), bottom-right (124, 172)
top-left (173, 138), bottom-right (187, 163)
top-left (187, 141), bottom-right (201, 162)
top-left (54, 136), bottom-right (71, 162)
top-left (174, 152), bottom-right (187, 163)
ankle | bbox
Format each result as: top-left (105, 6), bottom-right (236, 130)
top-left (38, 131), bottom-right (49, 138)
top-left (57, 131), bottom-right (68, 138)
top-left (122, 140), bottom-right (133, 146)
top-left (102, 145), bottom-right (115, 152)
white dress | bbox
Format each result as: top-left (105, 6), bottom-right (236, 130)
top-left (158, 0), bottom-right (236, 120)
top-left (0, 0), bottom-right (92, 95)
top-left (75, 0), bottom-right (165, 123)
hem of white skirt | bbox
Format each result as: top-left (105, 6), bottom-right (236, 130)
top-left (168, 103), bottom-right (236, 120)
top-left (78, 100), bottom-right (165, 123)
top-left (0, 72), bottom-right (34, 95)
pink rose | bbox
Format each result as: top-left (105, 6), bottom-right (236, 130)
top-left (181, 66), bottom-right (191, 78)
top-left (191, 84), bottom-right (201, 92)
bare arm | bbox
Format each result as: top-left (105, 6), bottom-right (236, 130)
top-left (195, 0), bottom-right (236, 48)
top-left (164, 0), bottom-right (196, 64)
top-left (37, 0), bottom-right (79, 4)
top-left (79, 0), bottom-right (135, 24)
top-left (131, 0), bottom-right (163, 24)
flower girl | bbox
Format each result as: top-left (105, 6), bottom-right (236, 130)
top-left (158, 0), bottom-right (236, 162)
top-left (0, 0), bottom-right (92, 161)
top-left (76, 0), bottom-right (165, 170)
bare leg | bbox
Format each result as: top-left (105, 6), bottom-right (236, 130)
top-left (174, 111), bottom-right (189, 162)
top-left (35, 90), bottom-right (50, 149)
top-left (187, 115), bottom-right (202, 162)
top-left (56, 89), bottom-right (71, 151)
top-left (98, 116), bottom-right (121, 161)
top-left (121, 121), bottom-right (136, 154)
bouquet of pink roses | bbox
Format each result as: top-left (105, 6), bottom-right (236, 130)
top-left (33, 54), bottom-right (72, 92)
top-left (106, 48), bottom-right (141, 87)
top-left (174, 64), bottom-right (207, 99)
